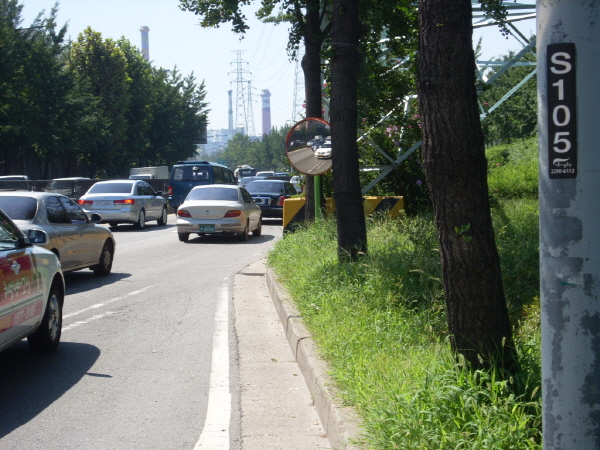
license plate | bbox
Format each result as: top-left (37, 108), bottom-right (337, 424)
top-left (199, 224), bottom-right (214, 233)
top-left (93, 200), bottom-right (114, 208)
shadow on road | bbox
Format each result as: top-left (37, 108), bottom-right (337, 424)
top-left (0, 342), bottom-right (101, 438)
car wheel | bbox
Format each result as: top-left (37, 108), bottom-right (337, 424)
top-left (178, 232), bottom-right (189, 242)
top-left (238, 221), bottom-right (249, 241)
top-left (27, 283), bottom-right (63, 353)
top-left (134, 209), bottom-right (146, 230)
top-left (252, 217), bottom-right (262, 237)
top-left (92, 241), bottom-right (114, 276)
top-left (157, 206), bottom-right (168, 226)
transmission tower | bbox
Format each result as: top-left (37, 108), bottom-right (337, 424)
top-left (292, 47), bottom-right (305, 122)
top-left (229, 50), bottom-right (255, 136)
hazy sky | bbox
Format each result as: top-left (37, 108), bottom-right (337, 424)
top-left (20, 1), bottom-right (536, 133)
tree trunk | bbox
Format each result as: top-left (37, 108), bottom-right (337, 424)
top-left (330, 0), bottom-right (367, 261)
top-left (416, 0), bottom-right (516, 369)
top-left (301, 0), bottom-right (325, 221)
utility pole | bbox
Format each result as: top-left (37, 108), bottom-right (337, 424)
top-left (538, 2), bottom-right (600, 448)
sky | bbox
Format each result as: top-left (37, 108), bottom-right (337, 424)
top-left (20, 1), bottom-right (536, 134)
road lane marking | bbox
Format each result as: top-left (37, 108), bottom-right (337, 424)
top-left (62, 311), bottom-right (116, 332)
top-left (63, 285), bottom-right (157, 320)
top-left (194, 282), bottom-right (231, 450)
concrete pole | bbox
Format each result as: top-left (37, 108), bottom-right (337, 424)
top-left (538, 2), bottom-right (600, 449)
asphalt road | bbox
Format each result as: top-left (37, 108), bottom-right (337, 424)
top-left (0, 215), bottom-right (321, 450)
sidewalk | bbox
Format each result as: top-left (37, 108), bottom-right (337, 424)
top-left (233, 259), bottom-right (362, 450)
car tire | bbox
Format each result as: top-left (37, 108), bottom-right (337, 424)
top-left (238, 221), bottom-right (249, 241)
top-left (134, 209), bottom-right (146, 230)
top-left (178, 232), bottom-right (189, 242)
top-left (157, 206), bottom-right (168, 226)
top-left (252, 217), bottom-right (262, 237)
top-left (27, 283), bottom-right (63, 353)
top-left (92, 241), bottom-right (114, 276)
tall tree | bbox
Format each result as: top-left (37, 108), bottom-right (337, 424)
top-left (69, 27), bottom-right (131, 177)
top-left (330, 0), bottom-right (366, 260)
top-left (416, 0), bottom-right (515, 369)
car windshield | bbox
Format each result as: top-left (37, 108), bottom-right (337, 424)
top-left (88, 183), bottom-right (134, 194)
top-left (186, 187), bottom-right (239, 202)
top-left (246, 182), bottom-right (284, 194)
top-left (0, 196), bottom-right (37, 220)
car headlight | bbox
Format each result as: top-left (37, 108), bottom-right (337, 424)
top-left (27, 229), bottom-right (48, 244)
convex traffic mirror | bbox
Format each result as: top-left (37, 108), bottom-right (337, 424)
top-left (285, 118), bottom-right (332, 176)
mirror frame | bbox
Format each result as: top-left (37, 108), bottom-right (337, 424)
top-left (284, 117), bottom-right (332, 176)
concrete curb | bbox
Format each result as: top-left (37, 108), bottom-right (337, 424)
top-left (265, 266), bottom-right (364, 450)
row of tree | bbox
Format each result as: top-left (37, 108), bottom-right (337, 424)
top-left (0, 0), bottom-right (209, 179)
top-left (211, 127), bottom-right (292, 173)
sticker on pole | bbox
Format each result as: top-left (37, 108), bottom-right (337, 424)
top-left (547, 43), bottom-right (577, 179)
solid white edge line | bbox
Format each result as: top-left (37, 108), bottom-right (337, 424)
top-left (194, 282), bottom-right (231, 450)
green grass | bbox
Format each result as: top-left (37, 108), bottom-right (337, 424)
top-left (267, 138), bottom-right (541, 449)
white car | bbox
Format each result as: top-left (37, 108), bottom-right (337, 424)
top-left (79, 180), bottom-right (168, 229)
top-left (315, 142), bottom-right (332, 159)
top-left (176, 184), bottom-right (262, 242)
top-left (0, 209), bottom-right (64, 353)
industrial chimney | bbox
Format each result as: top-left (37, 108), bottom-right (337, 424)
top-left (140, 26), bottom-right (150, 61)
top-left (260, 89), bottom-right (271, 136)
top-left (228, 90), bottom-right (234, 140)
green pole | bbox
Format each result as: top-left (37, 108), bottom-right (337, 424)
top-left (314, 175), bottom-right (322, 219)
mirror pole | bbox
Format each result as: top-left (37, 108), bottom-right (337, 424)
top-left (314, 175), bottom-right (322, 219)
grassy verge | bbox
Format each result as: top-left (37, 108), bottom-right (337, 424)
top-left (267, 139), bottom-right (541, 449)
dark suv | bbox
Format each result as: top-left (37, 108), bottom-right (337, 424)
top-left (245, 179), bottom-right (298, 218)
top-left (168, 161), bottom-right (236, 210)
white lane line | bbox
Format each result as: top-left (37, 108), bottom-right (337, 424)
top-left (194, 282), bottom-right (231, 450)
top-left (62, 311), bottom-right (116, 332)
top-left (63, 286), bottom-right (157, 320)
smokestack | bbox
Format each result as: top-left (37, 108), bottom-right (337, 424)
top-left (260, 89), bottom-right (271, 135)
top-left (228, 90), bottom-right (234, 140)
top-left (140, 26), bottom-right (150, 61)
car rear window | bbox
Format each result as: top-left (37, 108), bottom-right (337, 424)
top-left (245, 181), bottom-right (284, 194)
top-left (186, 187), bottom-right (239, 202)
top-left (88, 183), bottom-right (134, 194)
top-left (0, 197), bottom-right (37, 220)
top-left (172, 166), bottom-right (210, 182)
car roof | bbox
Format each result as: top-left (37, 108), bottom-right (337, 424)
top-left (92, 180), bottom-right (136, 184)
top-left (247, 179), bottom-right (287, 184)
top-left (191, 184), bottom-right (240, 190)
top-left (173, 160), bottom-right (228, 168)
top-left (0, 191), bottom-right (68, 199)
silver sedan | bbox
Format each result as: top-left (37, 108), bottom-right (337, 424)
top-left (0, 191), bottom-right (115, 275)
top-left (79, 180), bottom-right (168, 229)
top-left (176, 184), bottom-right (262, 242)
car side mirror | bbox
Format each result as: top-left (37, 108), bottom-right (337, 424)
top-left (90, 213), bottom-right (103, 224)
top-left (27, 229), bottom-right (47, 244)
top-left (155, 191), bottom-right (163, 196)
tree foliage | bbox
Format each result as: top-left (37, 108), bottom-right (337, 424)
top-left (0, 1), bottom-right (209, 179)
top-left (480, 48), bottom-right (537, 145)
top-left (212, 125), bottom-right (290, 171)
